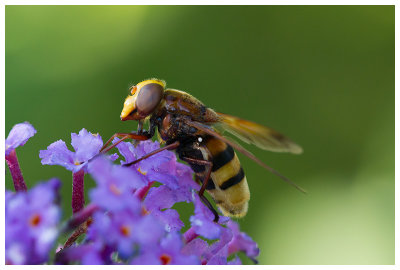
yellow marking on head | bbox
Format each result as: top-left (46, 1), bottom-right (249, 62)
top-left (120, 95), bottom-right (137, 119)
top-left (121, 79), bottom-right (166, 119)
top-left (136, 78), bottom-right (166, 91)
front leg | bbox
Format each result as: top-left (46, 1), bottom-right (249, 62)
top-left (137, 120), bottom-right (144, 134)
top-left (100, 132), bottom-right (151, 154)
top-left (100, 121), bottom-right (156, 153)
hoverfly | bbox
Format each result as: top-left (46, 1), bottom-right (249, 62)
top-left (100, 79), bottom-right (304, 222)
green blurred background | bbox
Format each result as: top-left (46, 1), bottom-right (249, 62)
top-left (5, 6), bottom-right (394, 265)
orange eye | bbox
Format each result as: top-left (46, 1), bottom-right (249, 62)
top-left (130, 86), bottom-right (137, 95)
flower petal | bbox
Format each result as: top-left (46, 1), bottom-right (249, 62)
top-left (6, 179), bottom-right (61, 264)
top-left (189, 192), bottom-right (222, 240)
top-left (150, 208), bottom-right (184, 233)
top-left (71, 128), bottom-right (103, 162)
top-left (88, 156), bottom-right (145, 212)
top-left (227, 219), bottom-right (260, 260)
top-left (5, 122), bottom-right (36, 156)
top-left (39, 140), bottom-right (76, 171)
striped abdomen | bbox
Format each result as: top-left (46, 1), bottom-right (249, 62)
top-left (181, 136), bottom-right (250, 218)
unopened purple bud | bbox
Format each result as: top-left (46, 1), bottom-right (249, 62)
top-left (5, 122), bottom-right (36, 156)
top-left (5, 122), bottom-right (36, 192)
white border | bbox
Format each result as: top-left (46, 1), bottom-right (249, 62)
top-left (1, 2), bottom-right (397, 269)
top-left (0, 1), bottom-right (398, 5)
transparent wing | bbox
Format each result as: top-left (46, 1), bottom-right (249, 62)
top-left (184, 119), bottom-right (306, 194)
top-left (216, 112), bottom-right (303, 154)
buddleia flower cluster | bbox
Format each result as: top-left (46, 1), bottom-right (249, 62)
top-left (5, 122), bottom-right (260, 265)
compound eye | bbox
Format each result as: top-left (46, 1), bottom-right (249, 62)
top-left (130, 86), bottom-right (137, 95)
top-left (136, 83), bottom-right (164, 116)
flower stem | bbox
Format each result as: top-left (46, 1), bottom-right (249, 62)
top-left (62, 220), bottom-right (90, 249)
top-left (65, 203), bottom-right (99, 232)
top-left (183, 227), bottom-right (199, 244)
top-left (135, 181), bottom-right (155, 200)
top-left (5, 149), bottom-right (27, 192)
top-left (72, 170), bottom-right (85, 214)
top-left (60, 204), bottom-right (98, 251)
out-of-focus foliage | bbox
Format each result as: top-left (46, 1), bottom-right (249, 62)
top-left (5, 6), bottom-right (394, 264)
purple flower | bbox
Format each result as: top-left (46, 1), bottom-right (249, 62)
top-left (117, 140), bottom-right (201, 232)
top-left (193, 219), bottom-right (259, 264)
top-left (39, 128), bottom-right (115, 172)
top-left (88, 209), bottom-right (165, 260)
top-left (131, 232), bottom-right (199, 265)
top-left (6, 179), bottom-right (61, 264)
top-left (86, 156), bottom-right (166, 260)
top-left (181, 237), bottom-right (209, 263)
top-left (88, 156), bottom-right (145, 212)
top-left (202, 223), bottom-right (233, 264)
top-left (115, 139), bottom-right (180, 188)
top-left (5, 122), bottom-right (36, 156)
top-left (226, 219), bottom-right (260, 262)
top-left (4, 123), bottom-right (261, 265)
top-left (189, 191), bottom-right (227, 240)
top-left (143, 185), bottom-right (190, 232)
top-left (5, 122), bottom-right (37, 192)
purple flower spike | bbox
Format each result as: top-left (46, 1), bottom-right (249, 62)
top-left (5, 122), bottom-right (36, 156)
top-left (6, 179), bottom-right (61, 265)
top-left (39, 128), bottom-right (111, 173)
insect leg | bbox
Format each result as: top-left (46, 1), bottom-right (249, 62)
top-left (200, 195), bottom-right (219, 223)
top-left (100, 132), bottom-right (151, 153)
top-left (181, 157), bottom-right (219, 223)
top-left (137, 120), bottom-right (144, 134)
top-left (134, 121), bottom-right (145, 147)
top-left (123, 141), bottom-right (181, 167)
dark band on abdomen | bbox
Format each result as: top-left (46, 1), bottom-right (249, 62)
top-left (211, 145), bottom-right (235, 172)
top-left (219, 167), bottom-right (245, 190)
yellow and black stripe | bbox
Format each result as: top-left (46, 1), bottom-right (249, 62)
top-left (203, 136), bottom-right (250, 217)
top-left (179, 135), bottom-right (250, 217)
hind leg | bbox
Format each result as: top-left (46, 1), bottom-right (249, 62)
top-left (181, 157), bottom-right (219, 223)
